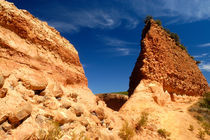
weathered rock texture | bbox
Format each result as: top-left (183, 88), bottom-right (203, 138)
top-left (0, 0), bottom-right (123, 139)
top-left (128, 19), bottom-right (208, 96)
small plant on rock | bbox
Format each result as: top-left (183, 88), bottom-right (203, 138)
top-left (155, 19), bottom-right (162, 26)
top-left (189, 92), bottom-right (210, 136)
top-left (189, 125), bottom-right (194, 131)
top-left (136, 111), bottom-right (149, 131)
top-left (38, 120), bottom-right (63, 140)
top-left (144, 15), bottom-right (153, 24)
top-left (170, 32), bottom-right (180, 43)
top-left (198, 129), bottom-right (206, 140)
top-left (196, 61), bottom-right (201, 65)
top-left (157, 129), bottom-right (171, 138)
top-left (119, 121), bottom-right (135, 140)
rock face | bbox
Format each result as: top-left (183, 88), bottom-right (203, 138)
top-left (0, 0), bottom-right (123, 139)
top-left (128, 19), bottom-right (208, 96)
top-left (0, 0), bottom-right (87, 87)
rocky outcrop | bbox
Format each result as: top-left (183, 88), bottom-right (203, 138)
top-left (0, 0), bottom-right (123, 139)
top-left (128, 19), bottom-right (208, 96)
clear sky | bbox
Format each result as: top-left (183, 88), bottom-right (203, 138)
top-left (8, 0), bottom-right (210, 93)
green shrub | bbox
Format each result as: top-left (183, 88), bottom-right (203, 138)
top-left (119, 121), bottom-right (135, 140)
top-left (202, 122), bottom-right (210, 135)
top-left (157, 129), bottom-right (171, 138)
top-left (164, 28), bottom-right (171, 35)
top-left (196, 61), bottom-right (201, 65)
top-left (144, 15), bottom-right (153, 24)
top-left (155, 19), bottom-right (162, 26)
top-left (38, 120), bottom-right (63, 140)
top-left (179, 44), bottom-right (187, 51)
top-left (204, 92), bottom-right (210, 107)
top-left (199, 92), bottom-right (210, 109)
top-left (136, 112), bottom-right (149, 131)
top-left (198, 129), bottom-right (206, 140)
top-left (163, 27), bottom-right (190, 53)
top-left (170, 32), bottom-right (180, 43)
top-left (195, 115), bottom-right (204, 122)
top-left (189, 125), bottom-right (194, 131)
top-left (114, 91), bottom-right (128, 95)
top-left (189, 92), bottom-right (210, 136)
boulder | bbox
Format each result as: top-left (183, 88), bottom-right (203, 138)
top-left (8, 103), bottom-right (32, 126)
top-left (17, 69), bottom-right (48, 91)
top-left (1, 121), bottom-right (12, 132)
top-left (0, 114), bottom-right (7, 125)
top-left (0, 88), bottom-right (7, 98)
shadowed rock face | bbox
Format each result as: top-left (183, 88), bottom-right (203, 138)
top-left (96, 94), bottom-right (128, 111)
top-left (128, 19), bottom-right (208, 96)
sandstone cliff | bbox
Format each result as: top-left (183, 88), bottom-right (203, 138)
top-left (128, 19), bottom-right (208, 97)
top-left (0, 0), bottom-right (124, 139)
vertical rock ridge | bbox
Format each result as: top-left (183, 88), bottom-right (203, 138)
top-left (128, 19), bottom-right (208, 96)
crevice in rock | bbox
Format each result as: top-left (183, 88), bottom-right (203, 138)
top-left (169, 93), bottom-right (175, 102)
top-left (0, 88), bottom-right (7, 98)
top-left (55, 96), bottom-right (61, 101)
top-left (34, 89), bottom-right (45, 96)
top-left (96, 94), bottom-right (128, 111)
top-left (8, 114), bottom-right (31, 129)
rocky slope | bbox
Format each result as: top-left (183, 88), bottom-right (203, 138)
top-left (120, 79), bottom-right (210, 140)
top-left (0, 0), bottom-right (124, 139)
top-left (128, 19), bottom-right (208, 97)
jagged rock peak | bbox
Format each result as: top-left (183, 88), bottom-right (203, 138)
top-left (128, 19), bottom-right (208, 96)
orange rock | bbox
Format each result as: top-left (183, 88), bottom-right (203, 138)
top-left (0, 74), bottom-right (4, 88)
top-left (128, 19), bottom-right (208, 96)
top-left (1, 121), bottom-right (12, 132)
top-left (8, 103), bottom-right (32, 126)
top-left (0, 114), bottom-right (7, 125)
top-left (0, 88), bottom-right (7, 98)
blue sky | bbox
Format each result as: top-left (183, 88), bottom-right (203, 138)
top-left (8, 0), bottom-right (210, 93)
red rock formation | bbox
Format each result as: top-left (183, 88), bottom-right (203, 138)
top-left (128, 19), bottom-right (208, 96)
